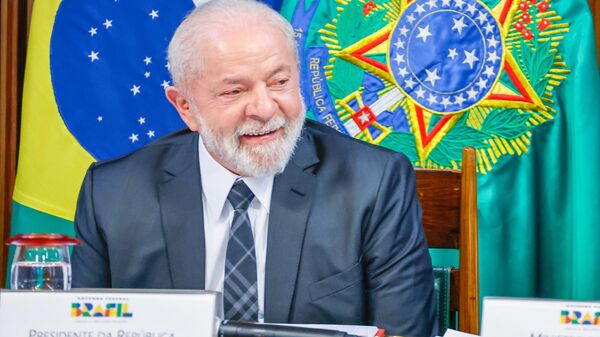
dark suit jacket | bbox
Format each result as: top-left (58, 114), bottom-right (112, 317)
top-left (72, 120), bottom-right (436, 336)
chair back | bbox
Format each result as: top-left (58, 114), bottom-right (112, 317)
top-left (415, 147), bottom-right (479, 335)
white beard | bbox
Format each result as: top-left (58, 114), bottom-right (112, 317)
top-left (192, 103), bottom-right (305, 177)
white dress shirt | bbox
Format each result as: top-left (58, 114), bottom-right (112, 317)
top-left (198, 138), bottom-right (273, 321)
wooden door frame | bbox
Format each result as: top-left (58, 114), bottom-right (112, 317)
top-left (591, 0), bottom-right (600, 67)
top-left (0, 0), bottom-right (31, 286)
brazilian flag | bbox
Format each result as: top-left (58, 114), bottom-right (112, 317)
top-left (8, 0), bottom-right (194, 282)
top-left (7, 0), bottom-right (281, 283)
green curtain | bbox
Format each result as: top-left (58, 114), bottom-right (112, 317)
top-left (477, 0), bottom-right (600, 300)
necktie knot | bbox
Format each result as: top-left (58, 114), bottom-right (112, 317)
top-left (227, 180), bottom-right (254, 212)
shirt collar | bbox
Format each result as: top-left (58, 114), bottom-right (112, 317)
top-left (198, 137), bottom-right (274, 220)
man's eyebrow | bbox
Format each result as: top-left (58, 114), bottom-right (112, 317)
top-left (268, 65), bottom-right (291, 77)
top-left (220, 77), bottom-right (243, 85)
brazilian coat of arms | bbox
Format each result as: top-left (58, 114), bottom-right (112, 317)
top-left (287, 0), bottom-right (570, 172)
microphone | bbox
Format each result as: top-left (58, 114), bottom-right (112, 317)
top-left (218, 320), bottom-right (359, 337)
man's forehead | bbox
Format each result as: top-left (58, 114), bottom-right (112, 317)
top-left (198, 29), bottom-right (296, 78)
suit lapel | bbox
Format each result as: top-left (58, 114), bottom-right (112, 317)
top-left (264, 132), bottom-right (319, 322)
top-left (158, 132), bottom-right (206, 289)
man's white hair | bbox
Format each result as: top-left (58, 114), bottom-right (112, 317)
top-left (167, 0), bottom-right (298, 91)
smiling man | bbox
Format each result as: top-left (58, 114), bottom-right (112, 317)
top-left (71, 0), bottom-right (436, 335)
top-left (165, 4), bottom-right (305, 178)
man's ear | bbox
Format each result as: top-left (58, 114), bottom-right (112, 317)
top-left (165, 86), bottom-right (200, 131)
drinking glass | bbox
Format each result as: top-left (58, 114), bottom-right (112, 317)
top-left (7, 233), bottom-right (80, 290)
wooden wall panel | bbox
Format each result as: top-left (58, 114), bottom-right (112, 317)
top-left (0, 0), bottom-right (30, 286)
top-left (0, 0), bottom-right (18, 288)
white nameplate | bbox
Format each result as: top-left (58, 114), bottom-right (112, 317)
top-left (482, 297), bottom-right (600, 337)
top-left (0, 289), bottom-right (222, 337)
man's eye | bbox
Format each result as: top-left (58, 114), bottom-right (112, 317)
top-left (272, 78), bottom-right (289, 87)
top-left (221, 89), bottom-right (242, 96)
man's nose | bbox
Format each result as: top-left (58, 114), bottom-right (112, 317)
top-left (246, 85), bottom-right (278, 120)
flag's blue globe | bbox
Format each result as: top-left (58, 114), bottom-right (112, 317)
top-left (50, 0), bottom-right (195, 160)
top-left (389, 0), bottom-right (503, 114)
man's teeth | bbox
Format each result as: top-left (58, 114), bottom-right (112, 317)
top-left (245, 129), bottom-right (275, 136)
